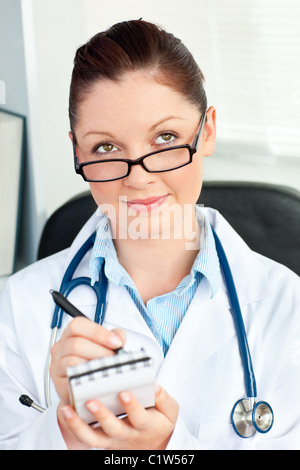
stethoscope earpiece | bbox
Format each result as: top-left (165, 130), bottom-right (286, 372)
top-left (231, 398), bottom-right (274, 438)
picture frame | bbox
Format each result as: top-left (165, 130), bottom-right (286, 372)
top-left (0, 109), bottom-right (25, 277)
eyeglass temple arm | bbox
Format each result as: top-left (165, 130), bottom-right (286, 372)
top-left (192, 112), bottom-right (207, 151)
top-left (71, 133), bottom-right (81, 171)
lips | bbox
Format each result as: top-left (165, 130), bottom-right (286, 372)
top-left (126, 195), bottom-right (168, 212)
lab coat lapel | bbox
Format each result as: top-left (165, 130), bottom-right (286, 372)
top-left (157, 278), bottom-right (234, 386)
top-left (62, 209), bottom-right (102, 274)
top-left (104, 278), bottom-right (236, 387)
top-left (158, 208), bottom-right (273, 388)
top-left (104, 282), bottom-right (156, 339)
top-left (104, 283), bottom-right (166, 372)
top-left (203, 207), bottom-right (272, 305)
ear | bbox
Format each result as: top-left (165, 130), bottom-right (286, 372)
top-left (69, 130), bottom-right (78, 158)
top-left (202, 106), bottom-right (216, 157)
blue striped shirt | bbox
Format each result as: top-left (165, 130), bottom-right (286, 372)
top-left (89, 205), bottom-right (220, 355)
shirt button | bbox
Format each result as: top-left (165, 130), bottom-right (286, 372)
top-left (156, 297), bottom-right (165, 304)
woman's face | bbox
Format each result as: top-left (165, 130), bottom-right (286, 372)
top-left (72, 73), bottom-right (216, 239)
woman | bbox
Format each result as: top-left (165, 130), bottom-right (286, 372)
top-left (0, 19), bottom-right (300, 450)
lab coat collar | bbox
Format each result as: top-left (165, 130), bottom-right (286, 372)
top-left (65, 205), bottom-right (272, 309)
top-left (157, 278), bottom-right (235, 385)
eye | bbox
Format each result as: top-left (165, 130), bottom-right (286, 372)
top-left (155, 133), bottom-right (176, 145)
top-left (93, 142), bottom-right (118, 155)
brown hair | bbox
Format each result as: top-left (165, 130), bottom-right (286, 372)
top-left (69, 19), bottom-right (207, 132)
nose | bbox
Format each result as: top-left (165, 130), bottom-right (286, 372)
top-left (123, 159), bottom-right (156, 189)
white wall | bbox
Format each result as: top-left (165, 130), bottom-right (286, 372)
top-left (1, 0), bottom-right (300, 272)
top-left (83, 0), bottom-right (300, 191)
top-left (22, 0), bottom-right (88, 221)
top-left (0, 0), bottom-right (35, 271)
top-left (0, 0), bottom-right (28, 280)
top-left (26, 0), bottom-right (300, 213)
top-left (23, 0), bottom-right (221, 225)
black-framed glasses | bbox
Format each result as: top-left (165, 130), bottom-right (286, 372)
top-left (72, 112), bottom-right (206, 183)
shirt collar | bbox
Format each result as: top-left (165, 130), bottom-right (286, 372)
top-left (89, 205), bottom-right (220, 298)
top-left (193, 204), bottom-right (220, 298)
top-left (89, 207), bottom-right (124, 286)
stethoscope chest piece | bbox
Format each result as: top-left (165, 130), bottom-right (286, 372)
top-left (231, 398), bottom-right (274, 438)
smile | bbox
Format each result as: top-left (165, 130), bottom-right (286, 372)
top-left (126, 195), bottom-right (169, 212)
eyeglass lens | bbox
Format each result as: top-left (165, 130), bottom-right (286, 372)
top-left (81, 147), bottom-right (191, 182)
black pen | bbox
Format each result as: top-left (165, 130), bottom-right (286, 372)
top-left (50, 289), bottom-right (87, 318)
top-left (49, 289), bottom-right (124, 353)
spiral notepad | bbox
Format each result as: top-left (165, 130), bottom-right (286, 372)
top-left (67, 349), bottom-right (155, 424)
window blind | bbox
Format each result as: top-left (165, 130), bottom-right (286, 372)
top-left (192, 0), bottom-right (300, 161)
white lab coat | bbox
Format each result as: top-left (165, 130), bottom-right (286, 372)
top-left (0, 207), bottom-right (300, 450)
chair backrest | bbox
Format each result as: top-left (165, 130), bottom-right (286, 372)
top-left (38, 182), bottom-right (300, 276)
top-left (38, 192), bottom-right (97, 260)
top-left (198, 182), bottom-right (300, 276)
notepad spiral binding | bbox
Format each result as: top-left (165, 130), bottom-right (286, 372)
top-left (67, 349), bottom-right (155, 423)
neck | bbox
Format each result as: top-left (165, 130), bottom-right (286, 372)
top-left (110, 208), bottom-right (200, 303)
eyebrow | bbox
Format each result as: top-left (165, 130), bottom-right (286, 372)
top-left (83, 130), bottom-right (115, 139)
top-left (149, 115), bottom-right (185, 131)
top-left (82, 116), bottom-right (185, 139)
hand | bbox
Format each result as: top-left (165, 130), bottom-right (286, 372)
top-left (58, 383), bottom-right (179, 450)
top-left (50, 317), bottom-right (126, 404)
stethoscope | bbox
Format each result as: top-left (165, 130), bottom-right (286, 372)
top-left (19, 226), bottom-right (274, 439)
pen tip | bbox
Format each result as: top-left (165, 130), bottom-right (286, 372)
top-left (49, 289), bottom-right (54, 294)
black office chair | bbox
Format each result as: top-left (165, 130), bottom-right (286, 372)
top-left (38, 191), bottom-right (97, 261)
top-left (38, 182), bottom-right (300, 276)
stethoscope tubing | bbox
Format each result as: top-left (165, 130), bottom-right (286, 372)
top-left (44, 224), bottom-right (272, 437)
top-left (211, 228), bottom-right (257, 399)
top-left (51, 232), bottom-right (97, 329)
top-left (49, 227), bottom-right (258, 401)
top-left (46, 231), bottom-right (105, 406)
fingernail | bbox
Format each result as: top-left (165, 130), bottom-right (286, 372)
top-left (109, 334), bottom-right (123, 348)
top-left (86, 401), bottom-right (99, 413)
top-left (119, 391), bottom-right (131, 403)
top-left (62, 406), bottom-right (74, 420)
top-left (154, 383), bottom-right (161, 394)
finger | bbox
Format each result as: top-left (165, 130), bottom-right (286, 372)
top-left (55, 336), bottom-right (116, 362)
top-left (154, 384), bottom-right (179, 424)
top-left (49, 355), bottom-right (90, 405)
top-left (85, 400), bottom-right (126, 438)
top-left (50, 354), bottom-right (88, 378)
top-left (118, 391), bottom-right (150, 430)
top-left (62, 317), bottom-right (124, 350)
top-left (50, 338), bottom-right (114, 382)
top-left (60, 405), bottom-right (112, 449)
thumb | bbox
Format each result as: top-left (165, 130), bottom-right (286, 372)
top-left (154, 383), bottom-right (179, 424)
